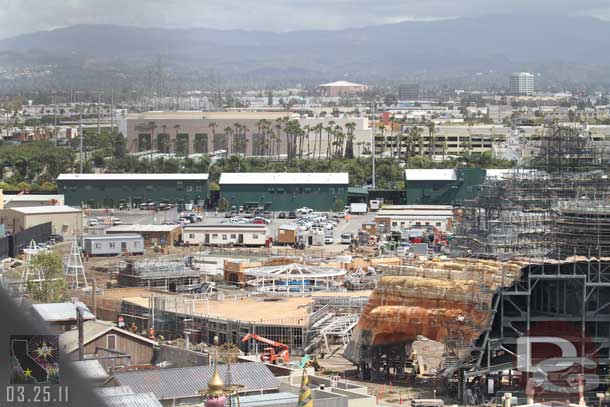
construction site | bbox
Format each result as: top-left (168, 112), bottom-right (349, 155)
top-left (8, 123), bottom-right (610, 406)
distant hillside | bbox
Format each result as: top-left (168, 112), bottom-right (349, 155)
top-left (1, 15), bottom-right (610, 90)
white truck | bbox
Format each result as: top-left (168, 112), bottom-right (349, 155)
top-left (349, 203), bottom-right (368, 214)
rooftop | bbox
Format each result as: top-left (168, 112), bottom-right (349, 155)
top-left (112, 363), bottom-right (279, 401)
top-left (219, 172), bottom-right (349, 185)
top-left (31, 302), bottom-right (95, 322)
top-left (3, 194), bottom-right (64, 202)
top-left (319, 81), bottom-right (366, 87)
top-left (405, 169), bottom-right (457, 181)
top-left (60, 320), bottom-right (157, 354)
top-left (185, 224), bottom-right (267, 230)
top-left (7, 205), bottom-right (81, 215)
top-left (122, 290), bottom-right (370, 325)
top-left (105, 224), bottom-right (182, 233)
top-left (57, 173), bottom-right (208, 181)
top-left (84, 234), bottom-right (143, 241)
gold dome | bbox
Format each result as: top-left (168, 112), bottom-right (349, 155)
top-left (207, 367), bottom-right (225, 394)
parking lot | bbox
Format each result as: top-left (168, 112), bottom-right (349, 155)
top-left (86, 207), bottom-right (375, 249)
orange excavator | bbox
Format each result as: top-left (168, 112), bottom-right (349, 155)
top-left (241, 333), bottom-right (290, 365)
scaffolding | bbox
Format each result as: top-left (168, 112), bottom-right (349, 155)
top-left (452, 126), bottom-right (610, 260)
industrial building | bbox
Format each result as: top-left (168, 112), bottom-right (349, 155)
top-left (57, 173), bottom-right (209, 208)
top-left (0, 205), bottom-right (82, 236)
top-left (184, 224), bottom-right (268, 246)
top-left (219, 172), bottom-right (349, 211)
top-left (405, 168), bottom-right (488, 205)
top-left (2, 194), bottom-right (64, 208)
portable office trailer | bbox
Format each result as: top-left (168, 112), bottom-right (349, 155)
top-left (183, 224), bottom-right (267, 246)
top-left (83, 234), bottom-right (145, 256)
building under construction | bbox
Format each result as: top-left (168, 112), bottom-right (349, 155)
top-left (118, 256), bottom-right (202, 291)
top-left (346, 126), bottom-right (610, 404)
top-left (452, 126), bottom-right (610, 259)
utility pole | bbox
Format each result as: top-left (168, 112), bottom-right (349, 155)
top-left (53, 95), bottom-right (57, 147)
top-left (110, 88), bottom-right (114, 133)
top-left (371, 100), bottom-right (376, 189)
top-left (79, 103), bottom-right (83, 173)
top-left (97, 92), bottom-right (101, 138)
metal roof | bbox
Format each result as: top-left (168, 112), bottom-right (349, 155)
top-left (60, 320), bottom-right (157, 354)
top-left (405, 169), bottom-right (457, 181)
top-left (219, 172), bottom-right (349, 185)
top-left (31, 302), bottom-right (95, 322)
top-left (71, 359), bottom-right (109, 382)
top-left (112, 363), bottom-right (280, 401)
top-left (95, 387), bottom-right (135, 397)
top-left (7, 205), bottom-right (81, 214)
top-left (99, 393), bottom-right (163, 407)
top-left (84, 234), bottom-right (143, 241)
top-left (105, 224), bottom-right (181, 233)
top-left (57, 173), bottom-right (208, 181)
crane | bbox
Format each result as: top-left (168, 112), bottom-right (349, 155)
top-left (241, 333), bottom-right (290, 365)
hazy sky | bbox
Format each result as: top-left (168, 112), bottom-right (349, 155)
top-left (1, 0), bottom-right (610, 39)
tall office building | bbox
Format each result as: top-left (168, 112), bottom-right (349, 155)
top-left (509, 72), bottom-right (535, 96)
top-left (398, 84), bottom-right (420, 100)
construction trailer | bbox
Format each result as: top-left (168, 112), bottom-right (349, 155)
top-left (83, 234), bottom-right (144, 256)
top-left (276, 224), bottom-right (299, 245)
top-left (183, 224), bottom-right (267, 246)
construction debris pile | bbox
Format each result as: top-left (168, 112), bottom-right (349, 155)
top-left (344, 258), bottom-right (526, 379)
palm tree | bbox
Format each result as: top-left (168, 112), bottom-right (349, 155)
top-left (173, 124), bottom-right (182, 156)
top-left (148, 121), bottom-right (157, 161)
top-left (313, 123), bottom-right (323, 159)
top-left (344, 122), bottom-right (356, 159)
top-left (224, 126), bottom-right (233, 156)
top-left (427, 121), bottom-right (436, 159)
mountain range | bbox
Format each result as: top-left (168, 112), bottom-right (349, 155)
top-left (1, 15), bottom-right (610, 91)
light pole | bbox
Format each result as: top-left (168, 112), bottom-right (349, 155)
top-left (371, 101), bottom-right (376, 189)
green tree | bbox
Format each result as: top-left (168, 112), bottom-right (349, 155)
top-left (26, 252), bottom-right (68, 303)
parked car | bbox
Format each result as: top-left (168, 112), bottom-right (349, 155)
top-left (278, 212), bottom-right (287, 219)
top-left (252, 217), bottom-right (271, 224)
top-left (324, 236), bottom-right (335, 244)
top-left (341, 233), bottom-right (353, 244)
top-left (177, 217), bottom-right (191, 224)
top-left (288, 211), bottom-right (297, 219)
